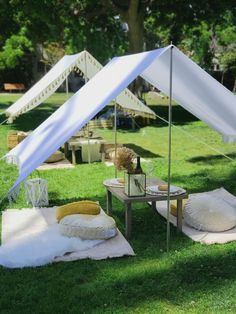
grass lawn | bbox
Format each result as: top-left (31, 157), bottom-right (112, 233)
top-left (0, 93), bottom-right (236, 313)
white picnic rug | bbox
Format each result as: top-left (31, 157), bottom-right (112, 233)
top-left (156, 201), bottom-right (236, 245)
top-left (0, 207), bottom-right (134, 268)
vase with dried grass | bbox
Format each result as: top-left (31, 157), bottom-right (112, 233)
top-left (113, 147), bottom-right (146, 196)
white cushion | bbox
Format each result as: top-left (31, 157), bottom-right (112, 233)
top-left (59, 213), bottom-right (117, 240)
top-left (184, 194), bottom-right (236, 232)
top-left (192, 188), bottom-right (236, 209)
top-left (211, 187), bottom-right (236, 209)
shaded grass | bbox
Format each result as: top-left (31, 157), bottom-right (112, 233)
top-left (0, 93), bottom-right (236, 313)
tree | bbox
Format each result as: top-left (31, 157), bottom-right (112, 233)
top-left (220, 51), bottom-right (236, 92)
top-left (0, 0), bottom-right (235, 89)
top-left (0, 27), bottom-right (33, 70)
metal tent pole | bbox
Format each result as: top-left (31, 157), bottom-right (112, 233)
top-left (84, 51), bottom-right (91, 164)
top-left (114, 102), bottom-right (118, 178)
top-left (167, 45), bottom-right (174, 252)
top-left (66, 76), bottom-right (69, 99)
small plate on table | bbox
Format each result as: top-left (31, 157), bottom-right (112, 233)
top-left (103, 178), bottom-right (125, 188)
top-left (146, 185), bottom-right (186, 195)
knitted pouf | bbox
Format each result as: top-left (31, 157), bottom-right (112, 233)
top-left (184, 194), bottom-right (236, 232)
top-left (59, 213), bottom-right (117, 240)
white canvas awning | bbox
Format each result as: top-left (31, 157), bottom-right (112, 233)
top-left (5, 51), bottom-right (155, 121)
top-left (6, 45), bottom-right (236, 190)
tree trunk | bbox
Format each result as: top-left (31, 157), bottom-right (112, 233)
top-left (221, 70), bottom-right (225, 85)
top-left (233, 78), bottom-right (236, 93)
top-left (122, 0), bottom-right (144, 53)
top-left (120, 0), bottom-right (145, 95)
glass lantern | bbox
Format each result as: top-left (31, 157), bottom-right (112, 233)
top-left (124, 172), bottom-right (146, 197)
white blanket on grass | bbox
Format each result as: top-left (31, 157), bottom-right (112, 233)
top-left (0, 224), bottom-right (102, 268)
top-left (0, 207), bottom-right (134, 268)
top-left (0, 207), bottom-right (104, 268)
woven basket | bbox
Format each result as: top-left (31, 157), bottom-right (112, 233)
top-left (7, 133), bottom-right (18, 150)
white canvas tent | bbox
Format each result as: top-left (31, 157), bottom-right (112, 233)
top-left (6, 45), bottom-right (236, 192)
top-left (5, 50), bottom-right (155, 122)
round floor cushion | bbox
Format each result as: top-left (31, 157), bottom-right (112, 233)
top-left (59, 213), bottom-right (117, 240)
top-left (184, 194), bottom-right (236, 232)
top-left (45, 150), bottom-right (64, 163)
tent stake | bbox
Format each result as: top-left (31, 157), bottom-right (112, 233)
top-left (167, 45), bottom-right (173, 252)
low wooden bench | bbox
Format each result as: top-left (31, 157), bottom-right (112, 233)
top-left (4, 83), bottom-right (25, 92)
top-left (88, 119), bottom-right (113, 129)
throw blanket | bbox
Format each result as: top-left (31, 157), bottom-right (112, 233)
top-left (0, 224), bottom-right (103, 268)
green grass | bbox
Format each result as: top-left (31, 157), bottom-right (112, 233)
top-left (0, 93), bottom-right (236, 313)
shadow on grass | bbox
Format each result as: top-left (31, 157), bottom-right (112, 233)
top-left (169, 167), bottom-right (236, 195)
top-left (188, 152), bottom-right (236, 165)
top-left (148, 104), bottom-right (199, 127)
top-left (0, 103), bottom-right (11, 111)
top-left (125, 143), bottom-right (161, 158)
top-left (10, 106), bottom-right (59, 132)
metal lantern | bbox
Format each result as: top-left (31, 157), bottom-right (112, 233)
top-left (25, 178), bottom-right (48, 207)
top-left (124, 172), bottom-right (146, 197)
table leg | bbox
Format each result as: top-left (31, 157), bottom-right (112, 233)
top-left (151, 201), bottom-right (156, 211)
top-left (107, 190), bottom-right (112, 216)
top-left (125, 203), bottom-right (132, 239)
top-left (71, 146), bottom-right (76, 165)
top-left (64, 142), bottom-right (69, 158)
top-left (100, 144), bottom-right (105, 162)
top-left (177, 199), bottom-right (183, 232)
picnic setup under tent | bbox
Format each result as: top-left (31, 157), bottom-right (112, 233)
top-left (5, 44), bottom-right (236, 189)
top-left (1, 44), bottom-right (236, 268)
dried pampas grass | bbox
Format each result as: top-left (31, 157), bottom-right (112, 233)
top-left (113, 147), bottom-right (136, 173)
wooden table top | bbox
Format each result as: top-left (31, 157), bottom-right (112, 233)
top-left (104, 177), bottom-right (188, 204)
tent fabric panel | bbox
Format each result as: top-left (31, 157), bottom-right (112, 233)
top-left (5, 50), bottom-right (156, 120)
top-left (79, 51), bottom-right (103, 79)
top-left (79, 51), bottom-right (156, 118)
top-left (7, 47), bottom-right (169, 189)
top-left (5, 53), bottom-right (83, 119)
top-left (141, 46), bottom-right (236, 142)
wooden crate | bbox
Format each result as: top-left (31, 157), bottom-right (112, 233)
top-left (17, 132), bottom-right (28, 142)
top-left (7, 132), bottom-right (28, 150)
top-left (7, 133), bottom-right (18, 150)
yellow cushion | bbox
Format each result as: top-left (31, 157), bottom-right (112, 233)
top-left (170, 198), bottom-right (189, 217)
top-left (56, 201), bottom-right (100, 222)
